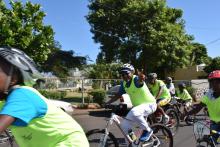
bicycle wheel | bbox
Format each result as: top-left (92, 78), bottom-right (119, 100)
top-left (150, 123), bottom-right (173, 147)
top-left (196, 137), bottom-right (215, 147)
top-left (185, 115), bottom-right (194, 126)
top-left (165, 108), bottom-right (180, 136)
top-left (86, 129), bottom-right (119, 147)
top-left (0, 130), bottom-right (14, 147)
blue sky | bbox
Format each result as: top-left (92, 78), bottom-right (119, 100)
top-left (4, 0), bottom-right (220, 63)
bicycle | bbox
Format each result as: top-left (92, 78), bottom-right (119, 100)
top-left (0, 129), bottom-right (14, 147)
top-left (192, 114), bottom-right (220, 147)
top-left (86, 105), bottom-right (173, 147)
top-left (169, 97), bottom-right (194, 125)
top-left (147, 104), bottom-right (180, 136)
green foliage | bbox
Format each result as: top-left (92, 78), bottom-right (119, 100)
top-left (85, 63), bottom-right (121, 88)
top-left (38, 90), bottom-right (67, 99)
top-left (87, 63), bottom-right (121, 79)
top-left (204, 57), bottom-right (220, 74)
top-left (0, 1), bottom-right (56, 64)
top-left (87, 0), bottom-right (208, 76)
top-left (88, 89), bottom-right (106, 105)
top-left (42, 50), bottom-right (87, 78)
top-left (190, 43), bottom-right (210, 65)
top-left (186, 86), bottom-right (195, 97)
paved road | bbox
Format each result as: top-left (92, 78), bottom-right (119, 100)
top-left (74, 109), bottom-right (197, 147)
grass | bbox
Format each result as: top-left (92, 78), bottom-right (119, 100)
top-left (61, 91), bottom-right (92, 104)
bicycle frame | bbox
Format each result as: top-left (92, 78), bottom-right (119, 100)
top-left (100, 112), bottom-right (160, 147)
top-left (193, 115), bottom-right (220, 147)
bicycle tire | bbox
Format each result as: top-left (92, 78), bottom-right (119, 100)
top-left (86, 129), bottom-right (119, 147)
top-left (196, 137), bottom-right (215, 147)
top-left (150, 123), bottom-right (174, 147)
top-left (165, 108), bottom-right (180, 136)
top-left (0, 130), bottom-right (14, 147)
top-left (185, 115), bottom-right (194, 126)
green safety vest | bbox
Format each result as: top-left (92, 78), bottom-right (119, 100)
top-left (148, 80), bottom-right (171, 99)
top-left (201, 95), bottom-right (220, 123)
top-left (177, 89), bottom-right (192, 101)
top-left (123, 75), bottom-right (156, 106)
top-left (4, 87), bottom-right (88, 147)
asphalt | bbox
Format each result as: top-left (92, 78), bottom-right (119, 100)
top-left (73, 108), bottom-right (108, 116)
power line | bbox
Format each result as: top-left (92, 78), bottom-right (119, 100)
top-left (205, 38), bottom-right (220, 45)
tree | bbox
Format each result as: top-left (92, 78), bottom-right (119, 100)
top-left (42, 50), bottom-right (87, 78)
top-left (86, 63), bottom-right (121, 88)
top-left (204, 57), bottom-right (220, 74)
top-left (190, 43), bottom-right (210, 65)
top-left (87, 0), bottom-right (201, 77)
top-left (0, 0), bottom-right (56, 64)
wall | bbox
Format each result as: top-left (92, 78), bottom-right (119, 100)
top-left (170, 65), bottom-right (207, 80)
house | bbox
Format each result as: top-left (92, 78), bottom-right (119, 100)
top-left (168, 64), bottom-right (207, 80)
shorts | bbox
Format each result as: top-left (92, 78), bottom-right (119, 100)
top-left (156, 97), bottom-right (171, 107)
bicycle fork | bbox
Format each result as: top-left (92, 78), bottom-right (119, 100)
top-left (99, 115), bottom-right (115, 147)
top-left (99, 128), bottom-right (109, 147)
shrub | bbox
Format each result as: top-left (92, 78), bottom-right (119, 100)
top-left (186, 86), bottom-right (196, 97)
top-left (186, 86), bottom-right (197, 102)
top-left (88, 89), bottom-right (106, 105)
top-left (39, 90), bottom-right (67, 99)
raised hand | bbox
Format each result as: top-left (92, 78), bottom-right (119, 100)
top-left (137, 69), bottom-right (145, 82)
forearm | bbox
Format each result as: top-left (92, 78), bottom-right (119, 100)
top-left (155, 90), bottom-right (163, 99)
top-left (186, 103), bottom-right (204, 115)
top-left (0, 115), bottom-right (15, 133)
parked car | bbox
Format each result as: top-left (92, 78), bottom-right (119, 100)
top-left (106, 85), bottom-right (133, 108)
top-left (48, 99), bottom-right (75, 116)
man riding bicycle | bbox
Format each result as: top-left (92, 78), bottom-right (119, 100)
top-left (106, 63), bottom-right (157, 142)
top-left (147, 73), bottom-right (171, 123)
top-left (185, 70), bottom-right (220, 144)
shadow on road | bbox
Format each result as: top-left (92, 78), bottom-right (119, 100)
top-left (88, 109), bottom-right (111, 117)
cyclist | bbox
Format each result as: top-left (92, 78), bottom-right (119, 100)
top-left (176, 82), bottom-right (192, 108)
top-left (185, 70), bottom-right (220, 144)
top-left (0, 47), bottom-right (89, 147)
top-left (147, 73), bottom-right (171, 123)
top-left (165, 77), bottom-right (176, 97)
top-left (106, 63), bottom-right (157, 142)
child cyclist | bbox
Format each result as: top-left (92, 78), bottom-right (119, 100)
top-left (185, 70), bottom-right (220, 144)
top-left (176, 82), bottom-right (192, 108)
top-left (0, 47), bottom-right (89, 147)
top-left (165, 77), bottom-right (176, 97)
top-left (106, 64), bottom-right (157, 142)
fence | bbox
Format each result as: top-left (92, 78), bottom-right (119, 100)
top-left (36, 78), bottom-right (210, 104)
top-left (36, 78), bottom-right (122, 104)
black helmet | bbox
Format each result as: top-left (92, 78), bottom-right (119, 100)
top-left (0, 47), bottom-right (42, 85)
top-left (147, 73), bottom-right (157, 79)
top-left (178, 82), bottom-right (186, 88)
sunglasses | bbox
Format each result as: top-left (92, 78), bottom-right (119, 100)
top-left (120, 72), bottom-right (129, 77)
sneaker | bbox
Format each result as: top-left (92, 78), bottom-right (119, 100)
top-left (139, 129), bottom-right (153, 142)
top-left (162, 115), bottom-right (170, 124)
